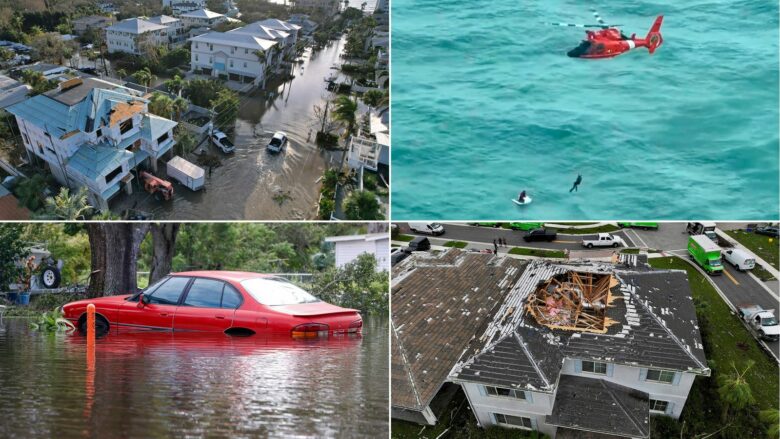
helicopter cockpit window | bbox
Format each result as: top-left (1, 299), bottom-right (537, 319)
top-left (567, 40), bottom-right (592, 57)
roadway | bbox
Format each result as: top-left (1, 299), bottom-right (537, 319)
top-left (396, 222), bottom-right (779, 361)
top-left (398, 223), bottom-right (635, 251)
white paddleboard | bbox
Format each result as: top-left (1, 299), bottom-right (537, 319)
top-left (512, 197), bottom-right (533, 206)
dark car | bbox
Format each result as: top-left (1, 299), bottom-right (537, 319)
top-left (755, 226), bottom-right (779, 238)
top-left (391, 247), bottom-right (411, 266)
top-left (408, 236), bottom-right (431, 251)
top-left (523, 228), bottom-right (557, 242)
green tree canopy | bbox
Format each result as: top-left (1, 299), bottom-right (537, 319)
top-left (343, 190), bottom-right (384, 220)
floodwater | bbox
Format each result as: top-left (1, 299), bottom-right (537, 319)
top-left (116, 38), bottom-right (349, 220)
top-left (0, 316), bottom-right (388, 438)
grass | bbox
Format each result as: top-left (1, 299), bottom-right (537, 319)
top-left (752, 265), bottom-right (776, 282)
top-left (725, 230), bottom-right (779, 270)
top-left (551, 222), bottom-right (599, 226)
top-left (553, 224), bottom-right (620, 235)
top-left (394, 234), bottom-right (414, 242)
top-left (508, 247), bottom-right (566, 258)
top-left (443, 241), bottom-right (468, 248)
top-left (648, 256), bottom-right (779, 409)
top-left (621, 248), bottom-right (641, 254)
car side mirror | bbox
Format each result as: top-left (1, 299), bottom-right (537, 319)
top-left (137, 294), bottom-right (149, 308)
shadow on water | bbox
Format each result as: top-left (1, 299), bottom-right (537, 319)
top-left (117, 38), bottom-right (349, 220)
top-left (0, 315), bottom-right (388, 438)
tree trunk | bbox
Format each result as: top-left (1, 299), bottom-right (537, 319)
top-left (367, 222), bottom-right (388, 234)
top-left (87, 223), bottom-right (150, 298)
top-left (148, 223), bottom-right (180, 285)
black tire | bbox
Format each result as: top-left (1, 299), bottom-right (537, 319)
top-left (79, 314), bottom-right (110, 335)
top-left (587, 243), bottom-right (593, 249)
top-left (612, 243), bottom-right (619, 248)
top-left (40, 266), bottom-right (61, 289)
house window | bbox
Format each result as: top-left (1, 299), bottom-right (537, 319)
top-left (229, 60), bottom-right (233, 67)
top-left (157, 132), bottom-right (169, 144)
top-left (485, 386), bottom-right (526, 400)
top-left (209, 43), bottom-right (213, 51)
top-left (582, 361), bottom-right (608, 375)
top-left (119, 119), bottom-right (133, 134)
top-left (646, 369), bottom-right (676, 383)
top-left (209, 56), bottom-right (213, 64)
top-left (493, 413), bottom-right (532, 430)
top-left (244, 48), bottom-right (248, 54)
top-left (243, 62), bottom-right (247, 68)
top-left (195, 42), bottom-right (199, 49)
top-left (195, 54), bottom-right (199, 61)
top-left (105, 165), bottom-right (123, 184)
top-left (95, 128), bottom-right (102, 138)
top-left (650, 399), bottom-right (669, 413)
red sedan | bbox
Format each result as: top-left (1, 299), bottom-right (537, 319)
top-left (62, 271), bottom-right (362, 337)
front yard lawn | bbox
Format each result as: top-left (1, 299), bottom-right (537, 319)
top-left (508, 247), bottom-right (566, 258)
top-left (726, 230), bottom-right (779, 270)
top-left (443, 241), bottom-right (468, 248)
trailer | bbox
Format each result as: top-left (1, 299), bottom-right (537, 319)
top-left (166, 156), bottom-right (205, 191)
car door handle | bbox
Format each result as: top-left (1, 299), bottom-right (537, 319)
top-left (160, 313), bottom-right (169, 317)
top-left (215, 315), bottom-right (225, 319)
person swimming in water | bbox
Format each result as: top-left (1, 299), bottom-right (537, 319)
top-left (518, 190), bottom-right (527, 203)
top-left (570, 174), bottom-right (582, 192)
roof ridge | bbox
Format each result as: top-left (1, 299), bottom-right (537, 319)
top-left (622, 274), bottom-right (707, 370)
top-left (515, 332), bottom-right (550, 388)
top-left (391, 319), bottom-right (422, 408)
top-left (600, 379), bottom-right (649, 437)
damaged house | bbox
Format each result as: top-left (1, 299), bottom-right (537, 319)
top-left (392, 249), bottom-right (709, 439)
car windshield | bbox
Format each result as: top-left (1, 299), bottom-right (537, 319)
top-left (222, 137), bottom-right (234, 147)
top-left (240, 278), bottom-right (321, 306)
top-left (709, 259), bottom-right (722, 266)
top-left (762, 317), bottom-right (778, 326)
top-left (128, 276), bottom-right (169, 301)
top-left (270, 138), bottom-right (282, 146)
top-left (430, 223), bottom-right (442, 228)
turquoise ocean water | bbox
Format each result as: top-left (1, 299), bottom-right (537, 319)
top-left (391, 0), bottom-right (779, 219)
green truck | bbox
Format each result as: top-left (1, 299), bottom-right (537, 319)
top-left (688, 235), bottom-right (723, 275)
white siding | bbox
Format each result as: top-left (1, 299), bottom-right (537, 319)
top-left (334, 240), bottom-right (374, 268)
top-left (462, 382), bottom-right (557, 438)
top-left (374, 238), bottom-right (389, 272)
top-left (561, 359), bottom-right (695, 419)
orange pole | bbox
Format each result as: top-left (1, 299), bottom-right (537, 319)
top-left (84, 304), bottom-right (96, 419)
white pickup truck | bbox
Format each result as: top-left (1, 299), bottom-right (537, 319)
top-left (738, 305), bottom-right (780, 341)
top-left (581, 233), bottom-right (625, 249)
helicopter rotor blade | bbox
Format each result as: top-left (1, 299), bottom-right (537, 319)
top-left (544, 22), bottom-right (609, 28)
top-left (590, 8), bottom-right (606, 25)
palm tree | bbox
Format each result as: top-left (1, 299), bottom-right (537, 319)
top-left (332, 95), bottom-right (357, 136)
top-left (361, 89), bottom-right (385, 109)
top-left (717, 361), bottom-right (756, 422)
top-left (148, 93), bottom-right (174, 119)
top-left (165, 75), bottom-right (186, 97)
top-left (116, 68), bottom-right (127, 80)
top-left (172, 97), bottom-right (188, 121)
top-left (132, 67), bottom-right (155, 88)
top-left (43, 187), bottom-right (92, 220)
top-left (760, 408), bottom-right (779, 438)
top-left (343, 190), bottom-right (383, 220)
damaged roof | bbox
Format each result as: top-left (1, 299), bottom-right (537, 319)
top-left (451, 259), bottom-right (709, 392)
top-left (390, 249), bottom-right (527, 411)
top-left (546, 374), bottom-right (650, 438)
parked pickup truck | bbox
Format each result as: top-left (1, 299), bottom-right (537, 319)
top-left (738, 305), bottom-right (780, 341)
top-left (581, 233), bottom-right (625, 248)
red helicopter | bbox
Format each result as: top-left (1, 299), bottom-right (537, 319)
top-left (547, 9), bottom-right (663, 59)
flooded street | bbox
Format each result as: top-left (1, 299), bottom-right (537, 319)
top-left (119, 38), bottom-right (349, 220)
top-left (0, 315), bottom-right (388, 438)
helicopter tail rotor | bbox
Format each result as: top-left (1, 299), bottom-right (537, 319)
top-left (644, 15), bottom-right (664, 54)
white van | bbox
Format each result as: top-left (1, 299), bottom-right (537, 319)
top-left (408, 222), bottom-right (445, 236)
top-left (723, 248), bottom-right (756, 271)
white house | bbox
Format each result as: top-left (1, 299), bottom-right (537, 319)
top-left (392, 252), bottom-right (709, 438)
top-left (325, 233), bottom-right (389, 272)
top-left (179, 9), bottom-right (228, 29)
top-left (348, 106), bottom-right (389, 173)
top-left (162, 0), bottom-right (206, 16)
top-left (6, 77), bottom-right (178, 211)
top-left (189, 31), bottom-right (277, 85)
top-left (105, 16), bottom-right (183, 55)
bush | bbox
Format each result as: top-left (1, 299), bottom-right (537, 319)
top-left (315, 131), bottom-right (339, 149)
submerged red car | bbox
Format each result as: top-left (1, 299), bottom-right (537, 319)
top-left (62, 271), bottom-right (362, 337)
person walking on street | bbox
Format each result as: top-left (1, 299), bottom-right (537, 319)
top-left (493, 239), bottom-right (498, 254)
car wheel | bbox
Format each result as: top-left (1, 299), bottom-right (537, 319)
top-left (41, 266), bottom-right (61, 289)
top-left (587, 243), bottom-right (593, 249)
top-left (612, 243), bottom-right (618, 248)
top-left (79, 314), bottom-right (109, 335)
